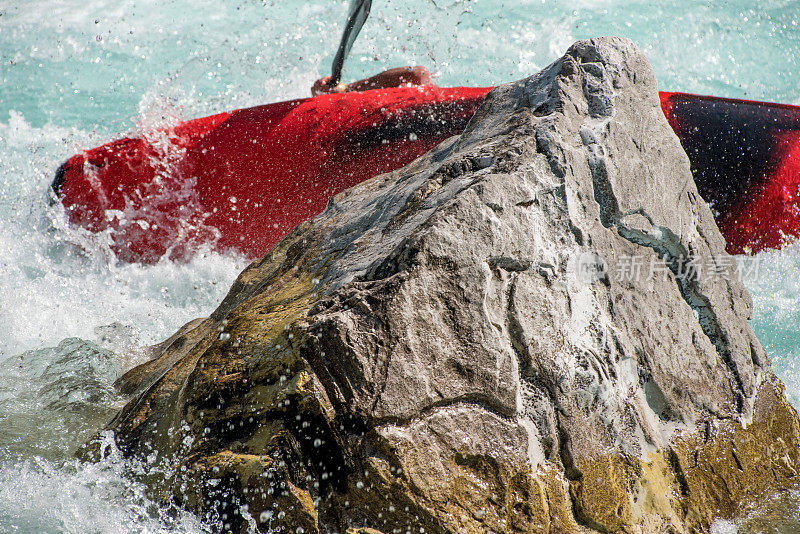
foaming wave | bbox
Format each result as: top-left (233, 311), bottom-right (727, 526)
top-left (0, 336), bottom-right (212, 533)
top-left (0, 338), bottom-right (120, 461)
top-left (0, 437), bottom-right (210, 534)
top-left (0, 224), bottom-right (247, 357)
top-left (742, 241), bottom-right (800, 409)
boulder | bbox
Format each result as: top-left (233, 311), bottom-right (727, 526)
top-left (86, 37), bottom-right (800, 533)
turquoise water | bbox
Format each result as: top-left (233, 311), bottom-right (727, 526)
top-left (1, 0), bottom-right (799, 531)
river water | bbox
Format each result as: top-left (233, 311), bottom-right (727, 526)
top-left (1, 0), bottom-right (798, 531)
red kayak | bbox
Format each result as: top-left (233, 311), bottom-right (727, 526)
top-left (52, 86), bottom-right (800, 262)
top-left (660, 92), bottom-right (800, 255)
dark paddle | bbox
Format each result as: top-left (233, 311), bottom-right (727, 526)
top-left (329, 0), bottom-right (372, 87)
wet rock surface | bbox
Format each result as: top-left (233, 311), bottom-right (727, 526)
top-left (86, 37), bottom-right (800, 533)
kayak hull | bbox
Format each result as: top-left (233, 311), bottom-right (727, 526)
top-left (54, 87), bottom-right (800, 261)
top-left (55, 87), bottom-right (490, 262)
top-left (660, 91), bottom-right (800, 254)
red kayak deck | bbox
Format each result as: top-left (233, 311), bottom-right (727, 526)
top-left (53, 87), bottom-right (800, 262)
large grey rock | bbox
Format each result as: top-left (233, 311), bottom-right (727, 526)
top-left (87, 37), bottom-right (800, 533)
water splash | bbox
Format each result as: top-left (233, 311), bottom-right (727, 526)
top-left (743, 241), bottom-right (800, 408)
top-left (0, 439), bottom-right (210, 534)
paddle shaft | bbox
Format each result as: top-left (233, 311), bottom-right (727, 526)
top-left (330, 0), bottom-right (372, 86)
